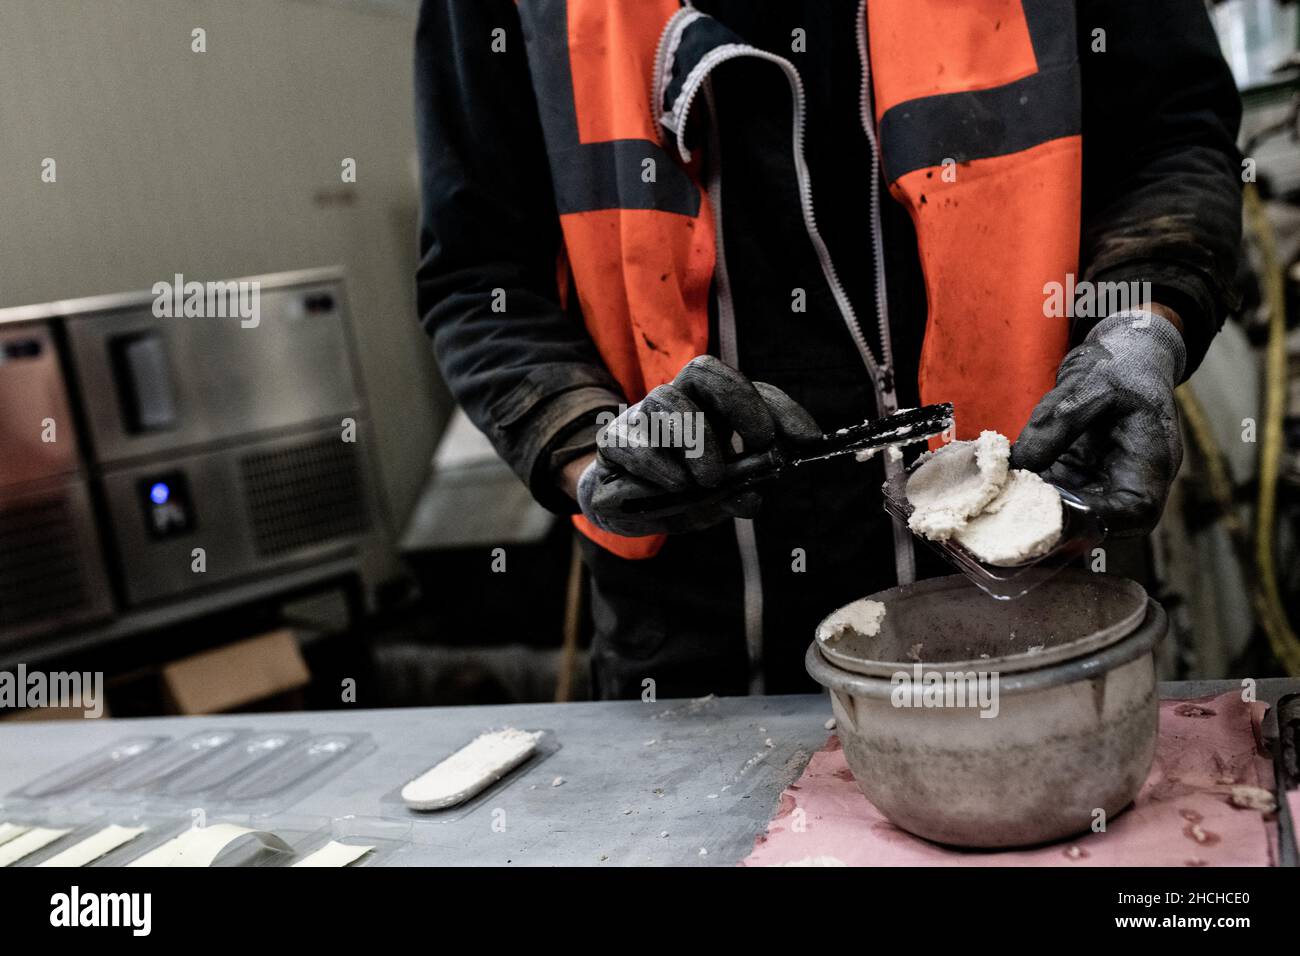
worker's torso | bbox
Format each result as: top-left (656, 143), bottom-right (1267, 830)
top-left (515, 0), bottom-right (1083, 694)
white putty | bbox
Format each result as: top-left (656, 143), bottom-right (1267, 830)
top-left (954, 469), bottom-right (1064, 566)
top-left (401, 728), bottom-right (542, 811)
top-left (1229, 785), bottom-right (1277, 813)
top-left (906, 431), bottom-right (1010, 540)
top-left (905, 430), bottom-right (1063, 565)
top-left (816, 599), bottom-right (887, 644)
top-left (854, 443), bottom-right (907, 464)
top-left (292, 840), bottom-right (374, 867)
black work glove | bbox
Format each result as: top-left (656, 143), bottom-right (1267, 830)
top-left (577, 355), bottom-right (821, 537)
top-left (1011, 311), bottom-right (1186, 536)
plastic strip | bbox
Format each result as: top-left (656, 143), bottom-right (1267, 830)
top-left (219, 734), bottom-right (369, 803)
top-left (104, 729), bottom-right (244, 792)
top-left (160, 732), bottom-right (300, 796)
top-left (291, 841), bottom-right (374, 868)
top-left (0, 827), bottom-right (71, 866)
top-left (38, 825), bottom-right (148, 868)
top-left (7, 736), bottom-right (169, 800)
top-left (0, 823), bottom-right (31, 847)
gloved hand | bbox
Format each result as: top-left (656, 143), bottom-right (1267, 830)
top-left (1011, 310), bottom-right (1186, 536)
top-left (577, 355), bottom-right (821, 536)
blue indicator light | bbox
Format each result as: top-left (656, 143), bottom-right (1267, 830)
top-left (149, 482), bottom-right (170, 505)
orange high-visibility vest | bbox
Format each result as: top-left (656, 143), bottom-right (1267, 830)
top-left (516, 0), bottom-right (1080, 560)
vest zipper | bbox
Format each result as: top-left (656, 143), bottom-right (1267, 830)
top-left (668, 43), bottom-right (888, 396)
top-left (658, 7), bottom-right (917, 673)
top-left (674, 29), bottom-right (918, 587)
top-left (856, 0), bottom-right (896, 405)
top-left (857, 0), bottom-right (915, 584)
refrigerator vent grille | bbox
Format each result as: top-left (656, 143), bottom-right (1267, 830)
top-left (0, 497), bottom-right (90, 627)
top-left (241, 436), bottom-right (368, 557)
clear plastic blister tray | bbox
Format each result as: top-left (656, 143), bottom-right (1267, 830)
top-left (882, 465), bottom-right (1105, 600)
top-left (214, 732), bottom-right (375, 813)
top-left (5, 729), bottom-right (375, 816)
top-left (381, 728), bottom-right (560, 822)
top-left (5, 735), bottom-right (170, 802)
top-left (98, 728), bottom-right (256, 794)
top-left (156, 730), bottom-right (307, 798)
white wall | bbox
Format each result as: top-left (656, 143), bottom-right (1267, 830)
top-left (0, 0), bottom-right (445, 528)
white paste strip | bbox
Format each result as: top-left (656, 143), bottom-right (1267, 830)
top-left (126, 823), bottom-right (291, 868)
top-left (401, 728), bottom-right (542, 810)
top-left (291, 840), bottom-right (374, 868)
top-left (38, 825), bottom-right (148, 868)
top-left (0, 823), bottom-right (31, 847)
top-left (0, 827), bottom-right (72, 866)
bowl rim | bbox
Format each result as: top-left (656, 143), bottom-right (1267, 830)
top-left (806, 599), bottom-right (1165, 700)
top-left (816, 570), bottom-right (1149, 677)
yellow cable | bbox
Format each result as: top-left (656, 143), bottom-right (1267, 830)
top-left (1242, 184), bottom-right (1300, 674)
top-left (1177, 385), bottom-right (1299, 672)
top-left (1176, 386), bottom-right (1247, 547)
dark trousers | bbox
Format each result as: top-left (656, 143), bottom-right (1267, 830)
top-left (580, 446), bottom-right (946, 700)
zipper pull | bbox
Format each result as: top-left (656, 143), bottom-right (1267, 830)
top-left (876, 364), bottom-right (895, 398)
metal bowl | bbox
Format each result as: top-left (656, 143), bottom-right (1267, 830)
top-left (806, 573), bottom-right (1164, 848)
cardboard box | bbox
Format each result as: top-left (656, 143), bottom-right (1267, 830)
top-left (162, 629), bottom-right (310, 715)
top-left (0, 704), bottom-right (110, 722)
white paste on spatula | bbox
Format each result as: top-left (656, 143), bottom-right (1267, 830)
top-left (0, 827), bottom-right (71, 866)
top-left (292, 840), bottom-right (375, 867)
top-left (38, 824), bottom-right (148, 868)
top-left (401, 728), bottom-right (542, 810)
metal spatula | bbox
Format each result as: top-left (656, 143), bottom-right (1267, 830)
top-left (618, 402), bottom-right (953, 516)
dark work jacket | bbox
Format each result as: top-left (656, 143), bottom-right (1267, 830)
top-left (414, 0), bottom-right (1243, 698)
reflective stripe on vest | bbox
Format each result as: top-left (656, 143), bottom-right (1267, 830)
top-left (867, 0), bottom-right (1081, 444)
top-left (518, 0), bottom-right (716, 560)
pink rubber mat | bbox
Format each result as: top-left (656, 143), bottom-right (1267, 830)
top-left (744, 692), bottom-right (1279, 866)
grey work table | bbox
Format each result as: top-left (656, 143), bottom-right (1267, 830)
top-left (1, 679), bottom-right (1296, 866)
